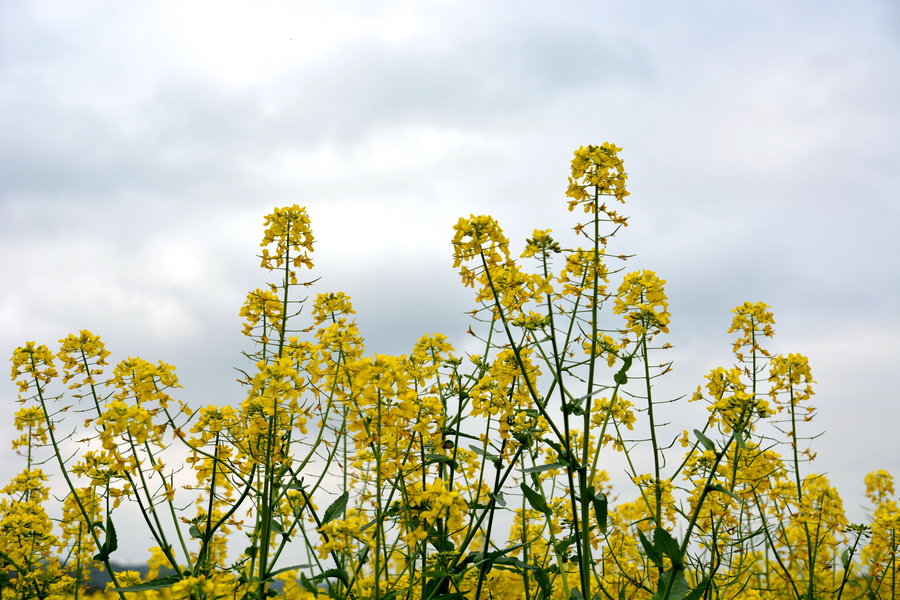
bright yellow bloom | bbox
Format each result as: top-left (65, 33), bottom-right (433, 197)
top-left (259, 204), bottom-right (315, 272)
top-left (614, 269), bottom-right (670, 337)
top-left (521, 229), bottom-right (562, 259)
top-left (57, 330), bottom-right (110, 391)
top-left (566, 143), bottom-right (629, 211)
top-left (312, 291), bottom-right (356, 324)
top-left (10, 341), bottom-right (58, 393)
top-left (728, 301), bottom-right (775, 359)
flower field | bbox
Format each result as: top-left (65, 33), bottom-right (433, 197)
top-left (2, 145), bottom-right (897, 600)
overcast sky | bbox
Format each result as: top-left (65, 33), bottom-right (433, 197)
top-left (2, 1), bottom-right (899, 561)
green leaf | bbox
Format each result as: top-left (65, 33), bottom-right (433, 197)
top-left (533, 567), bottom-right (553, 600)
top-left (106, 515), bottom-right (118, 554)
top-left (840, 548), bottom-right (852, 570)
top-left (554, 536), bottom-right (575, 556)
top-left (525, 462), bottom-right (566, 474)
top-left (734, 428), bottom-right (747, 449)
top-left (520, 483), bottom-right (552, 517)
top-left (593, 493), bottom-right (608, 533)
top-left (442, 428), bottom-right (479, 441)
top-left (115, 576), bottom-right (181, 592)
top-left (427, 525), bottom-right (454, 552)
top-left (543, 439), bottom-right (571, 466)
top-left (492, 555), bottom-right (532, 571)
top-left (637, 528), bottom-right (662, 567)
top-left (92, 515), bottom-right (118, 561)
top-left (265, 564), bottom-right (307, 580)
top-left (614, 355), bottom-right (633, 385)
top-left (424, 454), bottom-right (459, 470)
top-left (189, 525), bottom-right (203, 539)
top-left (692, 429), bottom-right (716, 453)
top-left (322, 491), bottom-right (349, 525)
top-left (683, 577), bottom-right (711, 600)
top-left (299, 574), bottom-right (318, 595)
top-left (653, 528), bottom-right (682, 568)
top-left (310, 568), bottom-right (349, 585)
top-left (468, 444), bottom-right (500, 463)
top-left (706, 483), bottom-right (747, 506)
top-left (652, 567), bottom-right (689, 600)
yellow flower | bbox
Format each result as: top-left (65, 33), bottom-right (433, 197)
top-left (566, 143), bottom-right (629, 211)
top-left (728, 301), bottom-right (775, 359)
top-left (452, 215), bottom-right (510, 271)
top-left (521, 229), bottom-right (562, 259)
top-left (312, 291), bottom-right (356, 325)
top-left (10, 341), bottom-right (58, 393)
top-left (57, 330), bottom-right (110, 391)
top-left (259, 204), bottom-right (315, 272)
top-left (613, 270), bottom-right (670, 337)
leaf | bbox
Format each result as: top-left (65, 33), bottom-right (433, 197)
top-left (653, 527), bottom-right (682, 568)
top-left (652, 567), bottom-right (689, 600)
top-left (734, 428), bottom-right (747, 449)
top-left (115, 576), bottom-right (181, 592)
top-left (322, 491), bottom-right (349, 525)
top-left (468, 445), bottom-right (500, 463)
top-left (525, 462), bottom-right (566, 474)
top-left (554, 536), bottom-right (575, 556)
top-left (299, 574), bottom-right (318, 595)
top-left (840, 548), bottom-right (852, 570)
top-left (92, 515), bottom-right (118, 561)
top-left (106, 515), bottom-right (118, 554)
top-left (706, 483), bottom-right (747, 506)
top-left (265, 564), bottom-right (308, 580)
top-left (520, 483), bottom-right (552, 517)
top-left (492, 555), bottom-right (532, 571)
top-left (614, 354), bottom-right (633, 385)
top-left (424, 454), bottom-right (459, 470)
top-left (189, 525), bottom-right (203, 539)
top-left (427, 525), bottom-right (454, 552)
top-left (683, 577), bottom-right (712, 600)
top-left (543, 439), bottom-right (571, 466)
top-left (637, 528), bottom-right (662, 567)
top-left (533, 567), bottom-right (553, 600)
top-left (593, 493), bottom-right (608, 533)
top-left (444, 429), bottom-right (479, 441)
top-left (310, 568), bottom-right (349, 585)
top-left (692, 429), bottom-right (716, 453)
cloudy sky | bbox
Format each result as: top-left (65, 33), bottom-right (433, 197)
top-left (2, 1), bottom-right (898, 561)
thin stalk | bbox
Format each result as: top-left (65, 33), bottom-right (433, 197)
top-left (29, 357), bottom-right (126, 600)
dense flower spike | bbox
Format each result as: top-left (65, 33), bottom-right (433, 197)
top-left (729, 300), bottom-right (775, 359)
top-left (566, 143), bottom-right (629, 210)
top-left (613, 269), bottom-right (671, 337)
top-left (259, 204), bottom-right (315, 273)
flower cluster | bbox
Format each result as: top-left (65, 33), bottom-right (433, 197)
top-left (566, 143), bottom-right (629, 210)
top-left (613, 269), bottom-right (671, 338)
